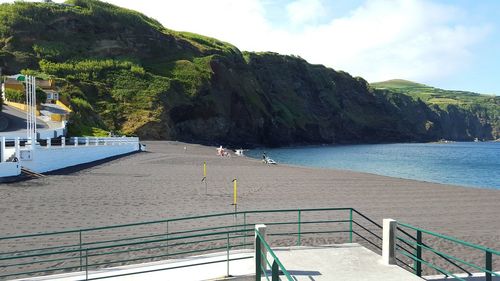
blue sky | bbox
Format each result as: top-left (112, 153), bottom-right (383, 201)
top-left (2, 0), bottom-right (499, 95)
top-left (256, 0), bottom-right (500, 95)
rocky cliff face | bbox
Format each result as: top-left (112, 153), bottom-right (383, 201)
top-left (160, 52), bottom-right (496, 146)
top-left (0, 0), bottom-right (497, 146)
top-left (376, 91), bottom-right (495, 142)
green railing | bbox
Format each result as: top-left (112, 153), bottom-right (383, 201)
top-left (0, 208), bottom-right (365, 280)
top-left (2, 207), bottom-right (494, 280)
top-left (396, 222), bottom-right (499, 281)
top-left (255, 228), bottom-right (293, 281)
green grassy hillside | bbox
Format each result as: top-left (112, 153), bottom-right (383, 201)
top-left (371, 79), bottom-right (428, 89)
top-left (0, 0), bottom-right (497, 145)
top-left (371, 80), bottom-right (499, 139)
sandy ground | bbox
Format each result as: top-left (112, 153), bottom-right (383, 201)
top-left (0, 141), bottom-right (498, 277)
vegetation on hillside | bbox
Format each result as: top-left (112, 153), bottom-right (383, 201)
top-left (0, 0), bottom-right (497, 143)
top-left (371, 79), bottom-right (499, 138)
top-left (4, 87), bottom-right (46, 104)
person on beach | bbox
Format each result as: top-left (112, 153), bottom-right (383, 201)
top-left (217, 146), bottom-right (231, 157)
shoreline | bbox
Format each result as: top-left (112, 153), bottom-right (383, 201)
top-left (246, 156), bottom-right (496, 191)
top-left (244, 141), bottom-right (499, 190)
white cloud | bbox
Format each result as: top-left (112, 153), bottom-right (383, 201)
top-left (103, 0), bottom-right (273, 51)
top-left (286, 0), bottom-right (325, 26)
top-left (281, 0), bottom-right (491, 82)
top-left (0, 0), bottom-right (491, 84)
top-left (104, 0), bottom-right (490, 83)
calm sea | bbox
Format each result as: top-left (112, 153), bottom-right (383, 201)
top-left (247, 142), bottom-right (500, 189)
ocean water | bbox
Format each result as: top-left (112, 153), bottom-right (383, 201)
top-left (247, 142), bottom-right (500, 189)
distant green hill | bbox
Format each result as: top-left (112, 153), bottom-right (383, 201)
top-left (371, 79), bottom-right (428, 89)
top-left (371, 79), bottom-right (496, 108)
top-left (0, 0), bottom-right (498, 145)
top-left (371, 80), bottom-right (499, 139)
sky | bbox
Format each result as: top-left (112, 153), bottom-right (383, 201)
top-left (2, 0), bottom-right (500, 95)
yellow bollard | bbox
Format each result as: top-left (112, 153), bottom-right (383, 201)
top-left (232, 179), bottom-right (238, 224)
top-left (232, 179), bottom-right (237, 205)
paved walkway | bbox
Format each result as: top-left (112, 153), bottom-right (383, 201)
top-left (16, 244), bottom-right (423, 281)
top-left (0, 105), bottom-right (66, 138)
top-left (0, 105), bottom-right (48, 137)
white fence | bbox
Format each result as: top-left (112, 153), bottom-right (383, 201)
top-left (0, 136), bottom-right (140, 178)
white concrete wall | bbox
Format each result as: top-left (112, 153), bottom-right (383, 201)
top-left (20, 137), bottom-right (140, 173)
top-left (0, 162), bottom-right (21, 178)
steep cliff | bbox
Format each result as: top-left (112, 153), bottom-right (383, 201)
top-left (373, 80), bottom-right (499, 141)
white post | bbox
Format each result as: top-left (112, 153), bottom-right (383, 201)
top-left (86, 137), bottom-right (89, 146)
top-left (26, 75), bottom-right (30, 140)
top-left (32, 76), bottom-right (37, 142)
top-left (95, 138), bottom-right (99, 146)
top-left (382, 219), bottom-right (397, 265)
top-left (15, 137), bottom-right (20, 160)
top-left (61, 137), bottom-right (65, 147)
top-left (255, 224), bottom-right (267, 271)
top-left (27, 82), bottom-right (30, 141)
top-left (74, 137), bottom-right (78, 147)
top-left (46, 137), bottom-right (51, 148)
top-left (1, 137), bottom-right (5, 162)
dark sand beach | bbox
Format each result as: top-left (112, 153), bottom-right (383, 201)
top-left (0, 141), bottom-right (498, 276)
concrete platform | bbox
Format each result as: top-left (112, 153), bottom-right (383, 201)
top-left (272, 244), bottom-right (423, 281)
top-left (15, 243), bottom-right (423, 281)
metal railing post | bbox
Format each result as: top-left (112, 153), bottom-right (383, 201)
top-left (272, 260), bottom-right (279, 281)
top-left (297, 209), bottom-right (301, 246)
top-left (79, 230), bottom-right (83, 271)
top-left (226, 232), bottom-right (230, 277)
top-left (415, 230), bottom-right (422, 276)
top-left (166, 221), bottom-right (169, 256)
top-left (349, 208), bottom-right (353, 243)
top-left (486, 251), bottom-right (492, 281)
top-left (243, 212), bottom-right (247, 248)
top-left (85, 249), bottom-right (88, 280)
top-left (255, 234), bottom-right (261, 281)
